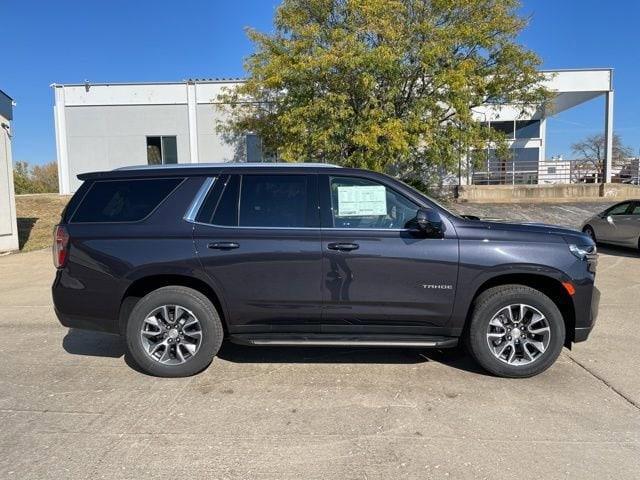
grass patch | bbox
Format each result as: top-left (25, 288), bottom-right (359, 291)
top-left (15, 194), bottom-right (71, 252)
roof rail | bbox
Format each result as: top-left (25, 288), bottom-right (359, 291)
top-left (114, 162), bottom-right (341, 171)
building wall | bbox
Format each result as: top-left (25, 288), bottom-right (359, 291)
top-left (54, 81), bottom-right (252, 193)
top-left (65, 104), bottom-right (191, 192)
top-left (0, 92), bottom-right (18, 252)
top-left (196, 103), bottom-right (239, 163)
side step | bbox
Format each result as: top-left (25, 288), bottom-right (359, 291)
top-left (229, 334), bottom-right (458, 349)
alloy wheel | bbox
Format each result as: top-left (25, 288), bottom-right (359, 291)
top-left (486, 304), bottom-right (551, 366)
top-left (140, 305), bottom-right (203, 365)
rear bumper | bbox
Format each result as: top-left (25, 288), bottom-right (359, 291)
top-left (54, 307), bottom-right (119, 334)
top-left (573, 286), bottom-right (600, 343)
top-left (52, 270), bottom-right (120, 334)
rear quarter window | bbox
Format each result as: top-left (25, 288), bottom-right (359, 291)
top-left (71, 178), bottom-right (183, 223)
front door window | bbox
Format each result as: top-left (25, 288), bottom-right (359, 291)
top-left (329, 176), bottom-right (418, 230)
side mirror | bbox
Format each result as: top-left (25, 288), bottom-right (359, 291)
top-left (414, 208), bottom-right (443, 236)
top-left (606, 215), bottom-right (614, 224)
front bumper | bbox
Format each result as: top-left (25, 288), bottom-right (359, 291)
top-left (573, 286), bottom-right (600, 343)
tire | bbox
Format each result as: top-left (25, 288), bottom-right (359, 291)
top-left (466, 285), bottom-right (565, 378)
top-left (125, 286), bottom-right (223, 377)
top-left (583, 225), bottom-right (596, 243)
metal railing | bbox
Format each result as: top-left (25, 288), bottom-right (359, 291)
top-left (467, 158), bottom-right (640, 186)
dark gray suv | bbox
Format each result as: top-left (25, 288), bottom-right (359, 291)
top-left (52, 163), bottom-right (599, 378)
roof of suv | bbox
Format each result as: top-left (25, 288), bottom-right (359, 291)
top-left (78, 162), bottom-right (344, 181)
top-left (116, 162), bottom-right (340, 171)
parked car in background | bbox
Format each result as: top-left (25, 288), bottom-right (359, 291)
top-left (52, 164), bottom-right (599, 379)
top-left (582, 200), bottom-right (640, 250)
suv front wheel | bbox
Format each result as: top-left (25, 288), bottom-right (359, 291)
top-left (125, 286), bottom-right (224, 377)
top-left (466, 285), bottom-right (565, 378)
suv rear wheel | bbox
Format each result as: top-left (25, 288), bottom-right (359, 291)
top-left (125, 286), bottom-right (223, 377)
top-left (466, 285), bottom-right (565, 378)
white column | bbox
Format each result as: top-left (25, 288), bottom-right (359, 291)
top-left (604, 90), bottom-right (614, 183)
top-left (538, 118), bottom-right (547, 184)
top-left (52, 85), bottom-right (71, 195)
top-left (0, 120), bottom-right (19, 252)
top-left (187, 81), bottom-right (199, 163)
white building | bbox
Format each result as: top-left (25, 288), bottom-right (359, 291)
top-left (0, 89), bottom-right (18, 252)
top-left (52, 69), bottom-right (614, 194)
top-left (470, 68), bottom-right (614, 185)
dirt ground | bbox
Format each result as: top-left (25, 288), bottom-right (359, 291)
top-left (14, 194), bottom-right (71, 252)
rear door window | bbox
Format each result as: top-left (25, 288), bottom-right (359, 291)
top-left (239, 174), bottom-right (315, 228)
top-left (71, 178), bottom-right (183, 223)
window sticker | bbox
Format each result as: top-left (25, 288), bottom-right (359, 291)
top-left (337, 185), bottom-right (387, 217)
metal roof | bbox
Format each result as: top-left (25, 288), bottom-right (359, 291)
top-left (52, 78), bottom-right (246, 88)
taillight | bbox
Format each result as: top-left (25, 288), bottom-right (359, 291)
top-left (53, 225), bottom-right (70, 268)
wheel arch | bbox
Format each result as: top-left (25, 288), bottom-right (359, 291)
top-left (582, 224), bottom-right (597, 242)
top-left (464, 273), bottom-right (576, 347)
top-left (118, 274), bottom-right (228, 336)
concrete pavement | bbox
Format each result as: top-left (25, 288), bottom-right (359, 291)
top-left (0, 246), bottom-right (639, 479)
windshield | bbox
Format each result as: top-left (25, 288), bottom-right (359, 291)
top-left (394, 178), bottom-right (460, 219)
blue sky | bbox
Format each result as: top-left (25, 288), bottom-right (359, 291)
top-left (1, 0), bottom-right (638, 165)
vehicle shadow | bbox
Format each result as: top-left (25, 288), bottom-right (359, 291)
top-left (62, 329), bottom-right (124, 358)
top-left (597, 244), bottom-right (639, 258)
top-left (61, 330), bottom-right (489, 376)
top-left (216, 342), bottom-right (488, 375)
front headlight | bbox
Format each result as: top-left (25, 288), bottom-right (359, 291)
top-left (569, 244), bottom-right (597, 273)
top-left (569, 244), bottom-right (593, 260)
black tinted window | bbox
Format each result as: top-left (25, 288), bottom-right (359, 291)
top-left (195, 176), bottom-right (227, 224)
top-left (239, 175), bottom-right (309, 227)
top-left (212, 175), bottom-right (240, 226)
top-left (72, 178), bottom-right (182, 223)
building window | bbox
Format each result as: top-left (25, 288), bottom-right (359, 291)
top-left (487, 121), bottom-right (514, 138)
top-left (515, 120), bottom-right (541, 139)
top-left (513, 147), bottom-right (539, 165)
top-left (146, 136), bottom-right (178, 165)
top-left (246, 133), bottom-right (263, 163)
top-left (481, 120), bottom-right (541, 140)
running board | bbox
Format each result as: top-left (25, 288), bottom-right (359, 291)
top-left (229, 334), bottom-right (458, 349)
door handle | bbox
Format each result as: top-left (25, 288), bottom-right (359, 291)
top-left (208, 242), bottom-right (240, 250)
top-left (327, 242), bottom-right (359, 251)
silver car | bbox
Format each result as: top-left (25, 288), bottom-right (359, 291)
top-left (581, 200), bottom-right (640, 249)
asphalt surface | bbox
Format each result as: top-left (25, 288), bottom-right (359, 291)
top-left (1, 206), bottom-right (639, 479)
top-left (450, 201), bottom-right (611, 229)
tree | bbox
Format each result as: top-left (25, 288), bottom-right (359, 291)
top-left (571, 133), bottom-right (633, 182)
top-left (217, 0), bottom-right (550, 184)
top-left (13, 161), bottom-right (32, 195)
top-left (31, 162), bottom-right (59, 193)
top-left (12, 161), bottom-right (59, 194)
